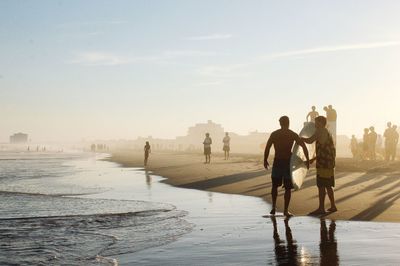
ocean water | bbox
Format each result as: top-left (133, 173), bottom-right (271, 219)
top-left (0, 152), bottom-right (193, 265)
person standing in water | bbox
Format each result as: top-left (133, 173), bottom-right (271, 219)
top-left (222, 132), bottom-right (231, 160)
top-left (203, 133), bottom-right (212, 164)
top-left (306, 106), bottom-right (319, 122)
top-left (302, 116), bottom-right (337, 215)
top-left (264, 116), bottom-right (309, 217)
top-left (144, 141), bottom-right (151, 166)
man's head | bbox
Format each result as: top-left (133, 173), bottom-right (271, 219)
top-left (352, 135), bottom-right (355, 138)
top-left (394, 125), bottom-right (398, 130)
top-left (225, 132), bottom-right (229, 136)
top-left (206, 133), bottom-right (210, 137)
top-left (328, 105), bottom-right (333, 109)
top-left (369, 126), bottom-right (375, 132)
top-left (323, 106), bottom-right (328, 111)
top-left (312, 106), bottom-right (316, 111)
top-left (387, 122), bottom-right (392, 128)
top-left (364, 128), bottom-right (369, 134)
top-left (279, 116), bottom-right (290, 129)
top-left (146, 141), bottom-right (149, 145)
top-left (315, 116), bottom-right (327, 129)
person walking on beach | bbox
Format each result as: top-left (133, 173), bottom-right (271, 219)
top-left (362, 128), bottom-right (370, 160)
top-left (384, 122), bottom-right (394, 161)
top-left (324, 105), bottom-right (337, 145)
top-left (391, 125), bottom-right (399, 161)
top-left (350, 135), bottom-right (358, 159)
top-left (368, 126), bottom-right (378, 160)
top-left (203, 133), bottom-right (212, 164)
top-left (306, 106), bottom-right (319, 122)
top-left (144, 141), bottom-right (151, 166)
top-left (302, 116), bottom-right (337, 215)
top-left (222, 132), bottom-right (231, 160)
top-left (264, 116), bottom-right (309, 217)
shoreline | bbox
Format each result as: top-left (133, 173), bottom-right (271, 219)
top-left (109, 150), bottom-right (400, 222)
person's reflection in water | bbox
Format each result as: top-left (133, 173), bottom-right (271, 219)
top-left (145, 170), bottom-right (151, 190)
top-left (207, 191), bottom-right (213, 203)
top-left (320, 219), bottom-right (339, 266)
top-left (271, 216), bottom-right (299, 265)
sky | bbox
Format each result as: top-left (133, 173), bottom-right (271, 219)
top-left (1, 1), bottom-right (400, 142)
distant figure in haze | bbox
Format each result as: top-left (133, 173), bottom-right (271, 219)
top-left (302, 116), bottom-right (337, 215)
top-left (384, 122), bottom-right (394, 161)
top-left (392, 125), bottom-right (399, 161)
top-left (368, 126), bottom-right (378, 160)
top-left (350, 135), bottom-right (358, 159)
top-left (144, 141), bottom-right (151, 166)
top-left (203, 133), bottom-right (212, 164)
top-left (324, 105), bottom-right (337, 145)
top-left (264, 116), bottom-right (309, 217)
top-left (362, 128), bottom-right (370, 160)
top-left (222, 132), bottom-right (231, 160)
top-left (306, 106), bottom-right (319, 122)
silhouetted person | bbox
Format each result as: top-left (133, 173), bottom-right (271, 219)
top-left (324, 105), bottom-right (337, 145)
top-left (264, 116), bottom-right (309, 216)
top-left (203, 133), bottom-right (212, 164)
top-left (392, 125), bottom-right (399, 161)
top-left (222, 132), bottom-right (230, 160)
top-left (320, 219), bottom-right (339, 266)
top-left (362, 128), bottom-right (370, 160)
top-left (368, 126), bottom-right (378, 160)
top-left (144, 141), bottom-right (151, 166)
top-left (302, 116), bottom-right (337, 215)
top-left (350, 135), bottom-right (358, 159)
top-left (271, 216), bottom-right (299, 265)
top-left (384, 122), bottom-right (393, 161)
top-left (306, 106), bottom-right (319, 122)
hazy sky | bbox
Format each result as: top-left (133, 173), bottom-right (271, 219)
top-left (1, 1), bottom-right (400, 142)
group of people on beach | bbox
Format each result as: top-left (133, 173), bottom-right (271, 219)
top-left (264, 114), bottom-right (337, 217)
top-left (350, 122), bottom-right (399, 161)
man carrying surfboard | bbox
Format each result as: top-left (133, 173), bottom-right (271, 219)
top-left (302, 116), bottom-right (337, 215)
top-left (264, 116), bottom-right (310, 217)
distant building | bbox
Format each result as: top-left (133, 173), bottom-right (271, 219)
top-left (10, 133), bottom-right (28, 144)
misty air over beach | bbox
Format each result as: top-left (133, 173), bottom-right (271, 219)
top-left (2, 1), bottom-right (400, 265)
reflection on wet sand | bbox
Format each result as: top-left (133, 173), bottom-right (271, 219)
top-left (145, 170), bottom-right (152, 189)
top-left (320, 219), bottom-right (339, 266)
top-left (271, 218), bottom-right (339, 265)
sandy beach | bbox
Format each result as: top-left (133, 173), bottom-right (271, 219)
top-left (110, 150), bottom-right (400, 222)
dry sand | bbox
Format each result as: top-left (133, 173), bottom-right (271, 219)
top-left (110, 150), bottom-right (400, 222)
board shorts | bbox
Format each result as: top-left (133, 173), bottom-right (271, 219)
top-left (316, 175), bottom-right (335, 188)
top-left (204, 147), bottom-right (211, 155)
top-left (223, 145), bottom-right (230, 152)
top-left (271, 159), bottom-right (293, 189)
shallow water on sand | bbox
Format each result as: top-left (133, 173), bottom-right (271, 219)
top-left (1, 152), bottom-right (400, 265)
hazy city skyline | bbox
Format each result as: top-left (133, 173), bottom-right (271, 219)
top-left (1, 1), bottom-right (400, 142)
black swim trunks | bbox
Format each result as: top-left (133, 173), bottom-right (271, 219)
top-left (271, 159), bottom-right (293, 189)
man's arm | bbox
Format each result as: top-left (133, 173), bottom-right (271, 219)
top-left (264, 137), bottom-right (273, 169)
top-left (301, 133), bottom-right (317, 144)
top-left (306, 112), bottom-right (310, 122)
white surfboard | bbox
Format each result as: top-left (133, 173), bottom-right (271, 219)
top-left (290, 122), bottom-right (316, 190)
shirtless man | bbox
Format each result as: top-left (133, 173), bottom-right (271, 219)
top-left (264, 116), bottom-right (309, 216)
top-left (306, 106), bottom-right (319, 122)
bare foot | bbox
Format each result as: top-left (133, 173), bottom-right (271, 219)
top-left (328, 207), bottom-right (337, 212)
top-left (270, 208), bottom-right (276, 215)
top-left (309, 209), bottom-right (326, 215)
top-left (284, 211), bottom-right (293, 217)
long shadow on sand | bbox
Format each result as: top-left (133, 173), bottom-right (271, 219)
top-left (177, 170), bottom-right (266, 190)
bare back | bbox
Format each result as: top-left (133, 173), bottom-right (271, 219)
top-left (269, 129), bottom-right (300, 160)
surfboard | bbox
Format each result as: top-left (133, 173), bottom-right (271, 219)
top-left (290, 122), bottom-right (316, 190)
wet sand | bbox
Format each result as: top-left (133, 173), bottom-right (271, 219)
top-left (110, 150), bottom-right (400, 222)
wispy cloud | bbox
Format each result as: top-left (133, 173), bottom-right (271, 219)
top-left (185, 34), bottom-right (233, 41)
top-left (67, 52), bottom-right (160, 66)
top-left (262, 41), bottom-right (400, 59)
